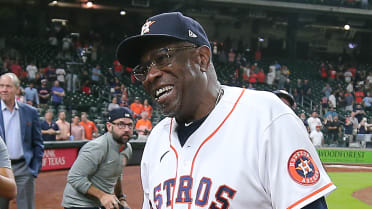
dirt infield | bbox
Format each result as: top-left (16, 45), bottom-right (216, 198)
top-left (9, 166), bottom-right (143, 209)
top-left (7, 164), bottom-right (372, 209)
top-left (353, 187), bottom-right (372, 206)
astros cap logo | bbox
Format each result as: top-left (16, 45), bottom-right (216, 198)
top-left (287, 149), bottom-right (320, 185)
top-left (141, 20), bottom-right (156, 35)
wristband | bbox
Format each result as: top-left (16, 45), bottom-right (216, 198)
top-left (118, 194), bottom-right (127, 201)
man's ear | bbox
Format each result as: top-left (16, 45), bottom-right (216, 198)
top-left (106, 122), bottom-right (112, 131)
top-left (198, 46), bottom-right (211, 72)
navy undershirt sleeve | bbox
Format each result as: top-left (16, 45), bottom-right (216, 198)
top-left (303, 197), bottom-right (328, 209)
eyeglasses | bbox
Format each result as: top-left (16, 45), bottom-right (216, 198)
top-left (133, 45), bottom-right (198, 81)
top-left (111, 122), bottom-right (133, 129)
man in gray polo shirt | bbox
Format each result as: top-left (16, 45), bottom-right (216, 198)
top-left (62, 107), bottom-right (133, 209)
top-left (0, 135), bottom-right (17, 200)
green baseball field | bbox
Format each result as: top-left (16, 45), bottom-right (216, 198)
top-left (326, 172), bottom-right (372, 209)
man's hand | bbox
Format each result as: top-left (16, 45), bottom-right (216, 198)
top-left (119, 199), bottom-right (131, 209)
top-left (99, 193), bottom-right (119, 209)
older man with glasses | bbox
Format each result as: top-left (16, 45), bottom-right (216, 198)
top-left (62, 107), bottom-right (133, 209)
top-left (116, 12), bottom-right (335, 209)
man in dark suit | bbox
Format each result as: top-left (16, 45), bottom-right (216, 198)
top-left (0, 73), bottom-right (44, 209)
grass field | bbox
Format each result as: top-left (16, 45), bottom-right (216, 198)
top-left (326, 172), bottom-right (372, 209)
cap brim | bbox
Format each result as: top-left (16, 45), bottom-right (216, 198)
top-left (116, 34), bottom-right (184, 68)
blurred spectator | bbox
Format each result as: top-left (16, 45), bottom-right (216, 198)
top-left (266, 67), bottom-right (275, 85)
top-left (344, 115), bottom-right (354, 144)
top-left (62, 36), bottom-right (72, 56)
top-left (143, 99), bottom-right (153, 119)
top-left (344, 69), bottom-right (352, 83)
top-left (328, 91), bottom-right (336, 108)
top-left (354, 104), bottom-right (366, 122)
top-left (326, 115), bottom-right (342, 144)
top-left (354, 88), bottom-right (365, 105)
top-left (15, 87), bottom-right (25, 103)
top-left (26, 62), bottom-right (38, 81)
top-left (108, 97), bottom-right (120, 111)
top-left (38, 79), bottom-right (50, 109)
top-left (56, 66), bottom-right (66, 87)
top-left (41, 111), bottom-right (60, 141)
top-left (278, 66), bottom-right (289, 90)
top-left (228, 49), bottom-right (236, 63)
top-left (135, 111), bottom-right (152, 136)
top-left (319, 63), bottom-right (327, 81)
top-left (310, 125), bottom-right (324, 148)
top-left (257, 68), bottom-right (266, 83)
top-left (79, 112), bottom-right (98, 140)
top-left (346, 82), bottom-right (353, 93)
top-left (10, 60), bottom-right (22, 78)
top-left (320, 96), bottom-right (329, 116)
top-left (362, 91), bottom-right (372, 110)
top-left (322, 83), bottom-right (332, 98)
top-left (81, 80), bottom-right (91, 95)
top-left (119, 94), bottom-right (129, 107)
top-left (302, 79), bottom-right (311, 96)
top-left (110, 77), bottom-right (121, 95)
top-left (248, 70), bottom-right (257, 84)
top-left (24, 82), bottom-right (39, 107)
top-left (335, 89), bottom-right (345, 110)
top-left (56, 111), bottom-right (70, 141)
top-left (51, 80), bottom-right (65, 108)
top-left (367, 72), bottom-right (372, 84)
top-left (324, 106), bottom-right (338, 119)
top-left (328, 65), bottom-right (336, 81)
top-left (45, 65), bottom-right (57, 82)
top-left (299, 112), bottom-right (309, 130)
top-left (255, 49), bottom-right (261, 61)
top-left (120, 84), bottom-right (128, 98)
top-left (130, 97), bottom-right (144, 118)
top-left (350, 111), bottom-right (359, 136)
top-left (247, 83), bottom-right (255, 90)
top-left (71, 116), bottom-right (85, 140)
top-left (91, 64), bottom-right (102, 84)
top-left (344, 91), bottom-right (354, 112)
top-left (358, 118), bottom-right (371, 134)
top-left (113, 59), bottom-right (123, 78)
top-left (48, 33), bottom-right (58, 47)
top-left (66, 72), bottom-right (79, 93)
top-left (307, 111), bottom-right (322, 132)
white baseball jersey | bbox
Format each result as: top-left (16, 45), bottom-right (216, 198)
top-left (141, 86), bottom-right (336, 209)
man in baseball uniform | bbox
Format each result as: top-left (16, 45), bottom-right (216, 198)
top-left (117, 12), bottom-right (335, 209)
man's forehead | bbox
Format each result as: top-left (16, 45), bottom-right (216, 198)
top-left (112, 117), bottom-right (133, 123)
top-left (0, 76), bottom-right (15, 86)
top-left (140, 40), bottom-right (189, 60)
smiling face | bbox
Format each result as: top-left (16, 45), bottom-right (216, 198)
top-left (140, 41), bottom-right (210, 122)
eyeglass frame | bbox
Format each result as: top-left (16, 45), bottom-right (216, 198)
top-left (132, 45), bottom-right (198, 81)
top-left (110, 121), bottom-right (134, 129)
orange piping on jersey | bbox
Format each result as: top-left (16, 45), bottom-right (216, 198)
top-left (169, 119), bottom-right (179, 209)
top-left (187, 88), bottom-right (246, 209)
top-left (287, 182), bottom-right (334, 209)
top-left (190, 88), bottom-right (245, 176)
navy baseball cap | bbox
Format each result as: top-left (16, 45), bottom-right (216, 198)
top-left (116, 12), bottom-right (211, 68)
top-left (107, 107), bottom-right (133, 123)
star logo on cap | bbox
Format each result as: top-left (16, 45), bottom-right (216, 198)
top-left (141, 20), bottom-right (156, 35)
top-left (188, 30), bottom-right (197, 38)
